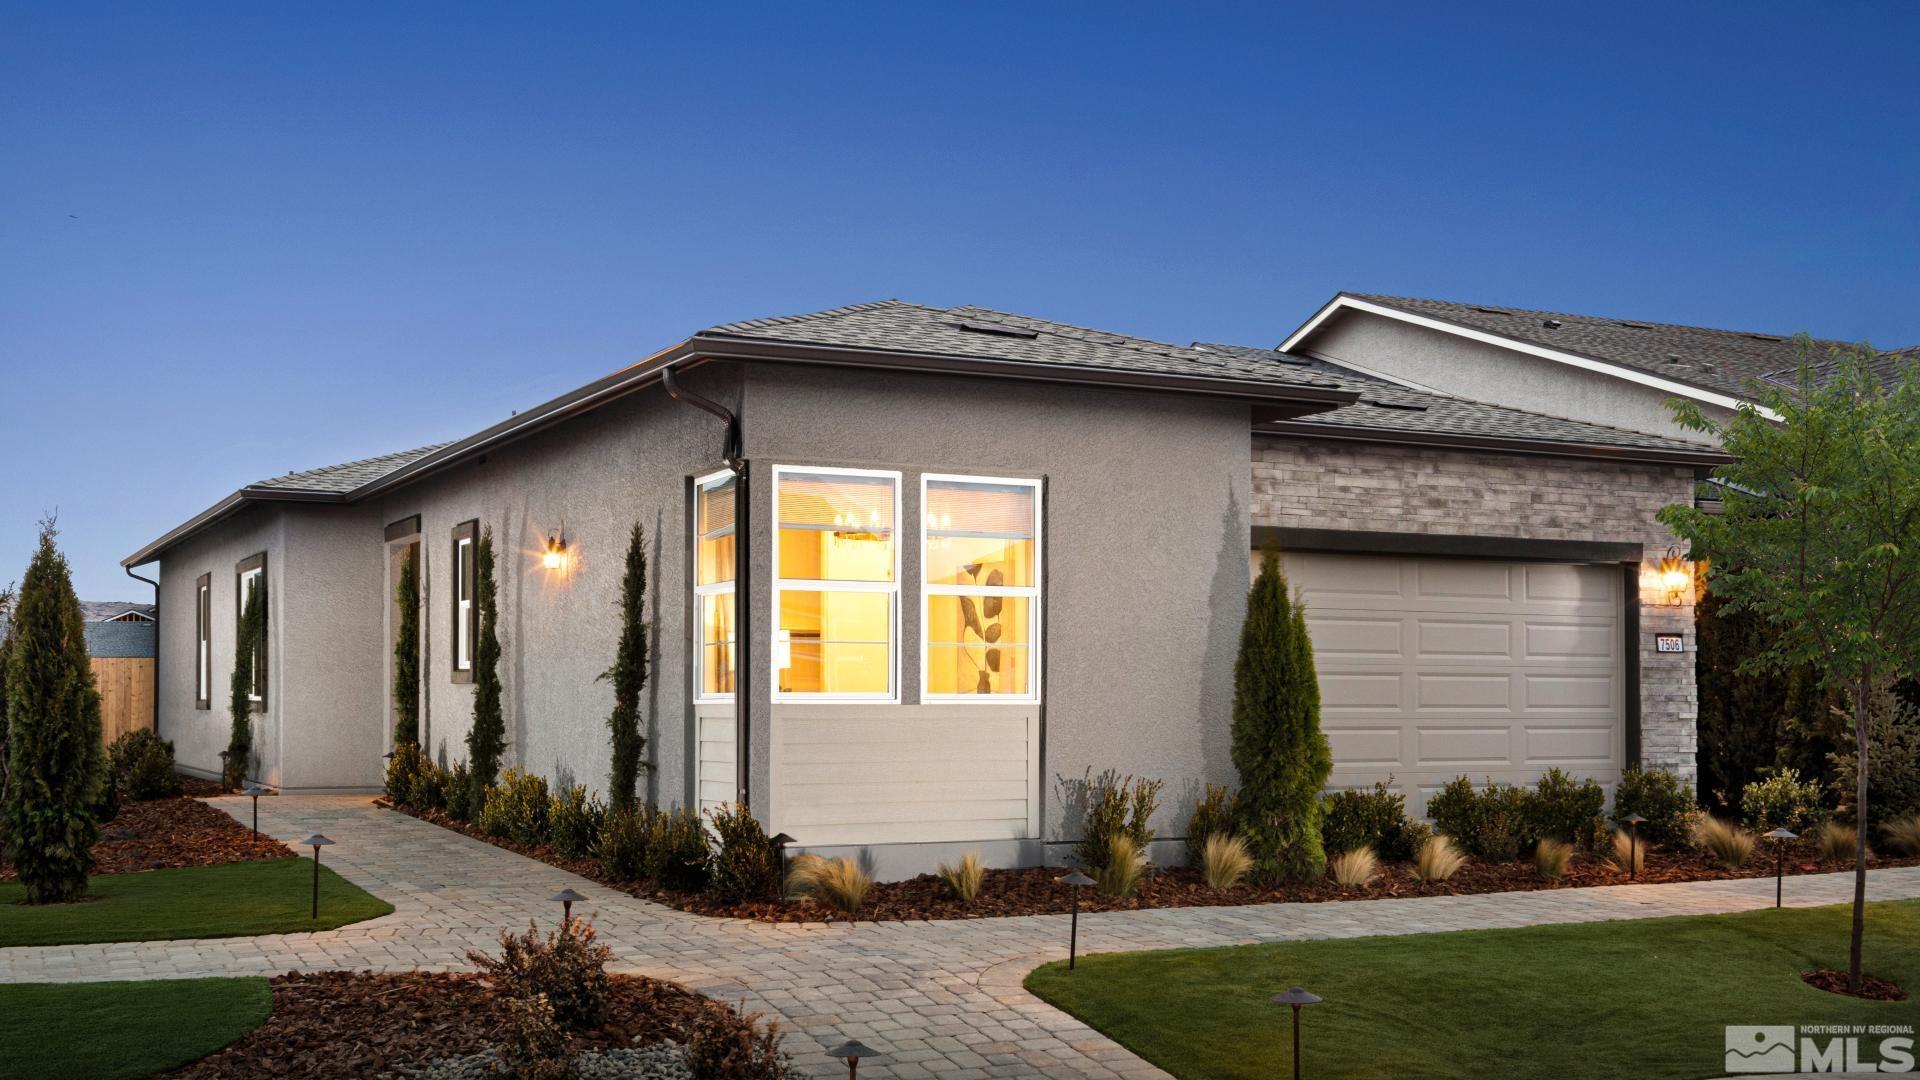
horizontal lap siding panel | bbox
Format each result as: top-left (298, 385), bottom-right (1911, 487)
top-left (695, 710), bottom-right (735, 815)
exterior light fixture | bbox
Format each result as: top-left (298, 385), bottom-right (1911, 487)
top-left (242, 782), bottom-right (274, 840)
top-left (1272, 986), bottom-right (1323, 1080)
top-left (1765, 828), bottom-right (1798, 908)
top-left (824, 1039), bottom-right (881, 1078)
top-left (543, 530), bottom-right (568, 572)
top-left (1657, 546), bottom-right (1691, 605)
top-left (300, 834), bottom-right (334, 919)
top-left (549, 887), bottom-right (588, 925)
top-left (1056, 870), bottom-right (1095, 970)
top-left (1622, 813), bottom-right (1647, 881)
top-left (770, 832), bottom-right (795, 884)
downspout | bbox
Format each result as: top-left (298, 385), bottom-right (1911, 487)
top-left (125, 566), bottom-right (160, 740)
top-left (662, 365), bottom-right (753, 808)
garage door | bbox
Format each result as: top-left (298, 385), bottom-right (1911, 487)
top-left (1274, 551), bottom-right (1626, 816)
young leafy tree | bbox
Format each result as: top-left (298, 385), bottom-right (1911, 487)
top-left (1231, 546), bottom-right (1332, 881)
top-left (2, 522), bottom-right (106, 903)
top-left (225, 577), bottom-right (264, 788)
top-left (1659, 342), bottom-right (1920, 992)
top-left (600, 523), bottom-right (649, 810)
top-left (392, 552), bottom-right (421, 746)
top-left (465, 526), bottom-right (506, 803)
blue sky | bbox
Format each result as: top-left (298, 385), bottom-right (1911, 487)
top-left (4, 3), bottom-right (1917, 599)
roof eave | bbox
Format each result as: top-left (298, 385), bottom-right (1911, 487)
top-left (1256, 419), bottom-right (1735, 468)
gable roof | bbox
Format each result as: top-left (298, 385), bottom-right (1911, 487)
top-left (1195, 343), bottom-right (1729, 464)
top-left (251, 444), bottom-right (453, 495)
top-left (79, 601), bottom-right (156, 623)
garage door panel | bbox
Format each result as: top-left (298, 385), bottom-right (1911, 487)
top-left (1523, 621), bottom-right (1616, 662)
top-left (1415, 561), bottom-right (1513, 602)
top-left (1304, 615), bottom-right (1405, 659)
top-left (1523, 672), bottom-right (1614, 710)
top-left (1415, 673), bottom-right (1513, 710)
top-left (1522, 563), bottom-right (1618, 606)
top-left (1414, 618), bottom-right (1511, 660)
top-left (1415, 725), bottom-right (1515, 766)
top-left (1324, 726), bottom-right (1402, 768)
top-left (1319, 672), bottom-right (1404, 710)
top-left (1523, 724), bottom-right (1616, 765)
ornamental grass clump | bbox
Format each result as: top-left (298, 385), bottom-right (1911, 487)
top-left (1607, 828), bottom-right (1646, 876)
top-left (1328, 845), bottom-right (1379, 888)
top-left (1184, 784), bottom-right (1238, 867)
top-left (1200, 833), bottom-right (1254, 891)
top-left (938, 851), bottom-right (985, 903)
top-left (1882, 815), bottom-right (1920, 857)
top-left (1096, 835), bottom-right (1148, 898)
top-left (1693, 815), bottom-right (1756, 868)
top-left (1818, 821), bottom-right (1863, 862)
top-left (1413, 835), bottom-right (1467, 882)
top-left (786, 854), bottom-right (872, 912)
top-left (1535, 838), bottom-right (1573, 880)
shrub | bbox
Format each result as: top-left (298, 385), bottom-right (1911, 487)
top-left (1612, 767), bottom-right (1694, 846)
top-left (1329, 846), bottom-right (1379, 888)
top-left (498, 993), bottom-right (569, 1080)
top-left (1831, 681), bottom-right (1920, 828)
top-left (1095, 835), bottom-right (1147, 898)
top-left (1535, 838), bottom-right (1573, 880)
top-left (1413, 835), bottom-right (1467, 882)
top-left (706, 802), bottom-right (782, 904)
top-left (681, 998), bottom-right (791, 1080)
top-left (1881, 815), bottom-right (1920, 856)
top-left (1527, 768), bottom-right (1606, 850)
top-left (1185, 784), bottom-right (1238, 866)
top-left (938, 852), bottom-right (985, 903)
top-left (480, 768), bottom-right (550, 845)
top-left (1427, 776), bottom-right (1528, 861)
top-left (548, 786), bottom-right (604, 860)
top-left (1201, 833), bottom-right (1254, 891)
top-left (1607, 829), bottom-right (1646, 876)
top-left (1741, 768), bottom-right (1829, 834)
top-left (1232, 548), bottom-right (1332, 883)
top-left (1817, 821), bottom-right (1863, 862)
top-left (1065, 769), bottom-right (1162, 871)
top-left (1693, 816), bottom-right (1755, 868)
top-left (384, 742), bottom-right (422, 804)
top-left (1320, 778), bottom-right (1420, 861)
top-left (445, 760), bottom-right (477, 822)
top-left (408, 758), bottom-right (449, 812)
top-left (643, 806), bottom-right (711, 892)
top-left (786, 854), bottom-right (871, 912)
top-left (108, 729), bottom-right (179, 801)
top-left (466, 915), bottom-right (614, 1032)
top-left (594, 803), bottom-right (649, 881)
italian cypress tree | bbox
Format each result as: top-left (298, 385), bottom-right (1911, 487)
top-left (3, 522), bottom-right (106, 903)
top-left (1231, 546), bottom-right (1331, 882)
top-left (0, 580), bottom-right (16, 814)
top-left (600, 523), bottom-right (649, 809)
top-left (465, 527), bottom-right (506, 802)
top-left (392, 553), bottom-right (420, 746)
top-left (226, 579), bottom-right (264, 788)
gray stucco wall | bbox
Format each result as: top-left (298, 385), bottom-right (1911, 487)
top-left (1252, 435), bottom-right (1700, 782)
top-left (278, 503), bottom-right (389, 791)
top-left (1308, 311), bottom-right (1737, 443)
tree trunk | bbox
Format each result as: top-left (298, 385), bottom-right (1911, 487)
top-left (1850, 670), bottom-right (1870, 992)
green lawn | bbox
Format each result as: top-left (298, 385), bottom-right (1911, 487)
top-left (0, 858), bottom-right (392, 946)
top-left (1027, 900), bottom-right (1920, 1080)
top-left (0, 978), bottom-right (271, 1079)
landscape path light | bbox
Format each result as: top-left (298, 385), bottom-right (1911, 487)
top-left (1765, 828), bottom-right (1798, 908)
top-left (549, 887), bottom-right (588, 926)
top-left (1271, 986), bottom-right (1322, 1080)
top-left (1622, 813), bottom-right (1647, 881)
top-left (823, 1038), bottom-right (880, 1078)
top-left (242, 782), bottom-right (274, 840)
top-left (1055, 870), bottom-right (1095, 970)
top-left (770, 832), bottom-right (795, 885)
top-left (299, 834), bottom-right (334, 919)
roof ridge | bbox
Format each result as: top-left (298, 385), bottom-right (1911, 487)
top-left (703, 298), bottom-right (921, 336)
top-left (1349, 292), bottom-right (1847, 347)
top-left (252, 441), bottom-right (456, 490)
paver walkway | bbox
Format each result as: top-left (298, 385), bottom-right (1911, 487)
top-left (6, 796), bottom-right (1920, 1078)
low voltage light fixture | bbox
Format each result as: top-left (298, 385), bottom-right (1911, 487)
top-left (1056, 870), bottom-right (1095, 970)
top-left (1622, 813), bottom-right (1647, 881)
top-left (824, 1039), bottom-right (881, 1078)
top-left (242, 782), bottom-right (274, 840)
top-left (1272, 986), bottom-right (1323, 1080)
top-left (1765, 828), bottom-right (1798, 908)
top-left (300, 834), bottom-right (334, 919)
top-left (549, 887), bottom-right (588, 925)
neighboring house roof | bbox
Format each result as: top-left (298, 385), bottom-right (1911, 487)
top-left (79, 601), bottom-right (156, 622)
top-left (84, 620), bottom-right (155, 659)
top-left (1196, 343), bottom-right (1730, 464)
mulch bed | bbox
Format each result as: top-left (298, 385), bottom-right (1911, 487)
top-left (0, 792), bottom-right (288, 882)
top-left (178, 774), bottom-right (233, 798)
top-left (1802, 968), bottom-right (1910, 1001)
top-left (168, 970), bottom-right (733, 1078)
top-left (386, 799), bottom-right (1920, 923)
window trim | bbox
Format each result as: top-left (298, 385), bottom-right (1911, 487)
top-left (692, 469), bottom-right (738, 703)
top-left (770, 464), bottom-right (902, 704)
top-left (235, 552), bottom-right (266, 712)
top-left (919, 472), bottom-right (1044, 704)
top-left (451, 520), bottom-right (477, 683)
top-left (194, 572), bottom-right (212, 710)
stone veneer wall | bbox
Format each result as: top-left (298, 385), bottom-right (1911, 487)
top-left (1252, 436), bottom-right (1702, 782)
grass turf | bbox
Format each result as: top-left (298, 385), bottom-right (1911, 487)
top-left (0, 978), bottom-right (271, 1079)
top-left (0, 857), bottom-right (392, 946)
top-left (1026, 899), bottom-right (1920, 1079)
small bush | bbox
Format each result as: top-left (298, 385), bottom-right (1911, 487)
top-left (1693, 816), bottom-right (1755, 868)
top-left (108, 729), bottom-right (179, 801)
top-left (1328, 846), bottom-right (1379, 888)
top-left (479, 768), bottom-right (550, 845)
top-left (1413, 835), bottom-right (1467, 882)
top-left (1817, 821), bottom-right (1863, 862)
top-left (938, 852), bottom-right (985, 903)
top-left (466, 916), bottom-right (614, 1033)
top-left (1535, 838), bottom-right (1573, 880)
top-left (681, 999), bottom-right (791, 1080)
top-left (408, 758), bottom-right (449, 812)
top-left (594, 803), bottom-right (649, 881)
top-left (384, 742), bottom-right (422, 805)
top-left (1741, 768), bottom-right (1829, 834)
top-left (1831, 681), bottom-right (1920, 828)
top-left (643, 806), bottom-right (711, 893)
top-left (548, 786), bottom-right (604, 860)
top-left (1065, 769), bottom-right (1163, 871)
top-left (787, 854), bottom-right (871, 912)
top-left (1201, 833), bottom-right (1253, 891)
top-left (1607, 829), bottom-right (1646, 876)
top-left (1527, 768), bottom-right (1606, 850)
top-left (498, 993), bottom-right (569, 1080)
top-left (1426, 775), bottom-right (1528, 861)
top-left (1612, 767), bottom-right (1694, 846)
top-left (1881, 815), bottom-right (1920, 856)
top-left (446, 761), bottom-right (477, 821)
top-left (706, 802), bottom-right (782, 904)
top-left (1185, 784), bottom-right (1238, 866)
top-left (1320, 778), bottom-right (1419, 861)
top-left (1095, 834), bottom-right (1148, 898)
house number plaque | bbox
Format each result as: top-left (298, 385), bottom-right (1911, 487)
top-left (1655, 634), bottom-right (1685, 653)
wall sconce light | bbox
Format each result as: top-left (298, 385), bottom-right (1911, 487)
top-left (543, 530), bottom-right (569, 572)
top-left (1657, 546), bottom-right (1692, 605)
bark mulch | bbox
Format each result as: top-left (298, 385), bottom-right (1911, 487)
top-left (178, 774), bottom-right (232, 798)
top-left (386, 799), bottom-right (1920, 923)
top-left (0, 794), bottom-right (289, 881)
top-left (168, 970), bottom-right (732, 1078)
top-left (1802, 968), bottom-right (1910, 1001)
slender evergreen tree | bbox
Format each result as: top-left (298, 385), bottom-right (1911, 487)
top-left (3, 522), bottom-right (105, 903)
top-left (392, 553), bottom-right (421, 746)
top-left (0, 580), bottom-right (17, 815)
top-left (600, 523), bottom-right (650, 809)
top-left (226, 579), bottom-right (264, 788)
top-left (465, 527), bottom-right (506, 802)
top-left (1231, 546), bottom-right (1331, 882)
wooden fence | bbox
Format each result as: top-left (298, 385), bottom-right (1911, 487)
top-left (92, 657), bottom-right (155, 745)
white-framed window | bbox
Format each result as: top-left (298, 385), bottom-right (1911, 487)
top-left (694, 469), bottom-right (737, 700)
top-left (238, 563), bottom-right (264, 704)
top-left (772, 465), bottom-right (900, 701)
top-left (195, 573), bottom-right (211, 709)
top-left (921, 474), bottom-right (1041, 701)
top-left (453, 520), bottom-right (477, 675)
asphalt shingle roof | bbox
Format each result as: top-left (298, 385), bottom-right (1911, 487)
top-left (1196, 343), bottom-right (1724, 456)
top-left (251, 443), bottom-right (453, 494)
top-left (79, 601), bottom-right (155, 622)
top-left (84, 620), bottom-right (155, 658)
top-left (1340, 293), bottom-right (1909, 401)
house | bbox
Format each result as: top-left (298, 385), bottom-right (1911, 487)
top-left (0, 601), bottom-right (156, 743)
top-left (123, 300), bottom-right (1726, 876)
